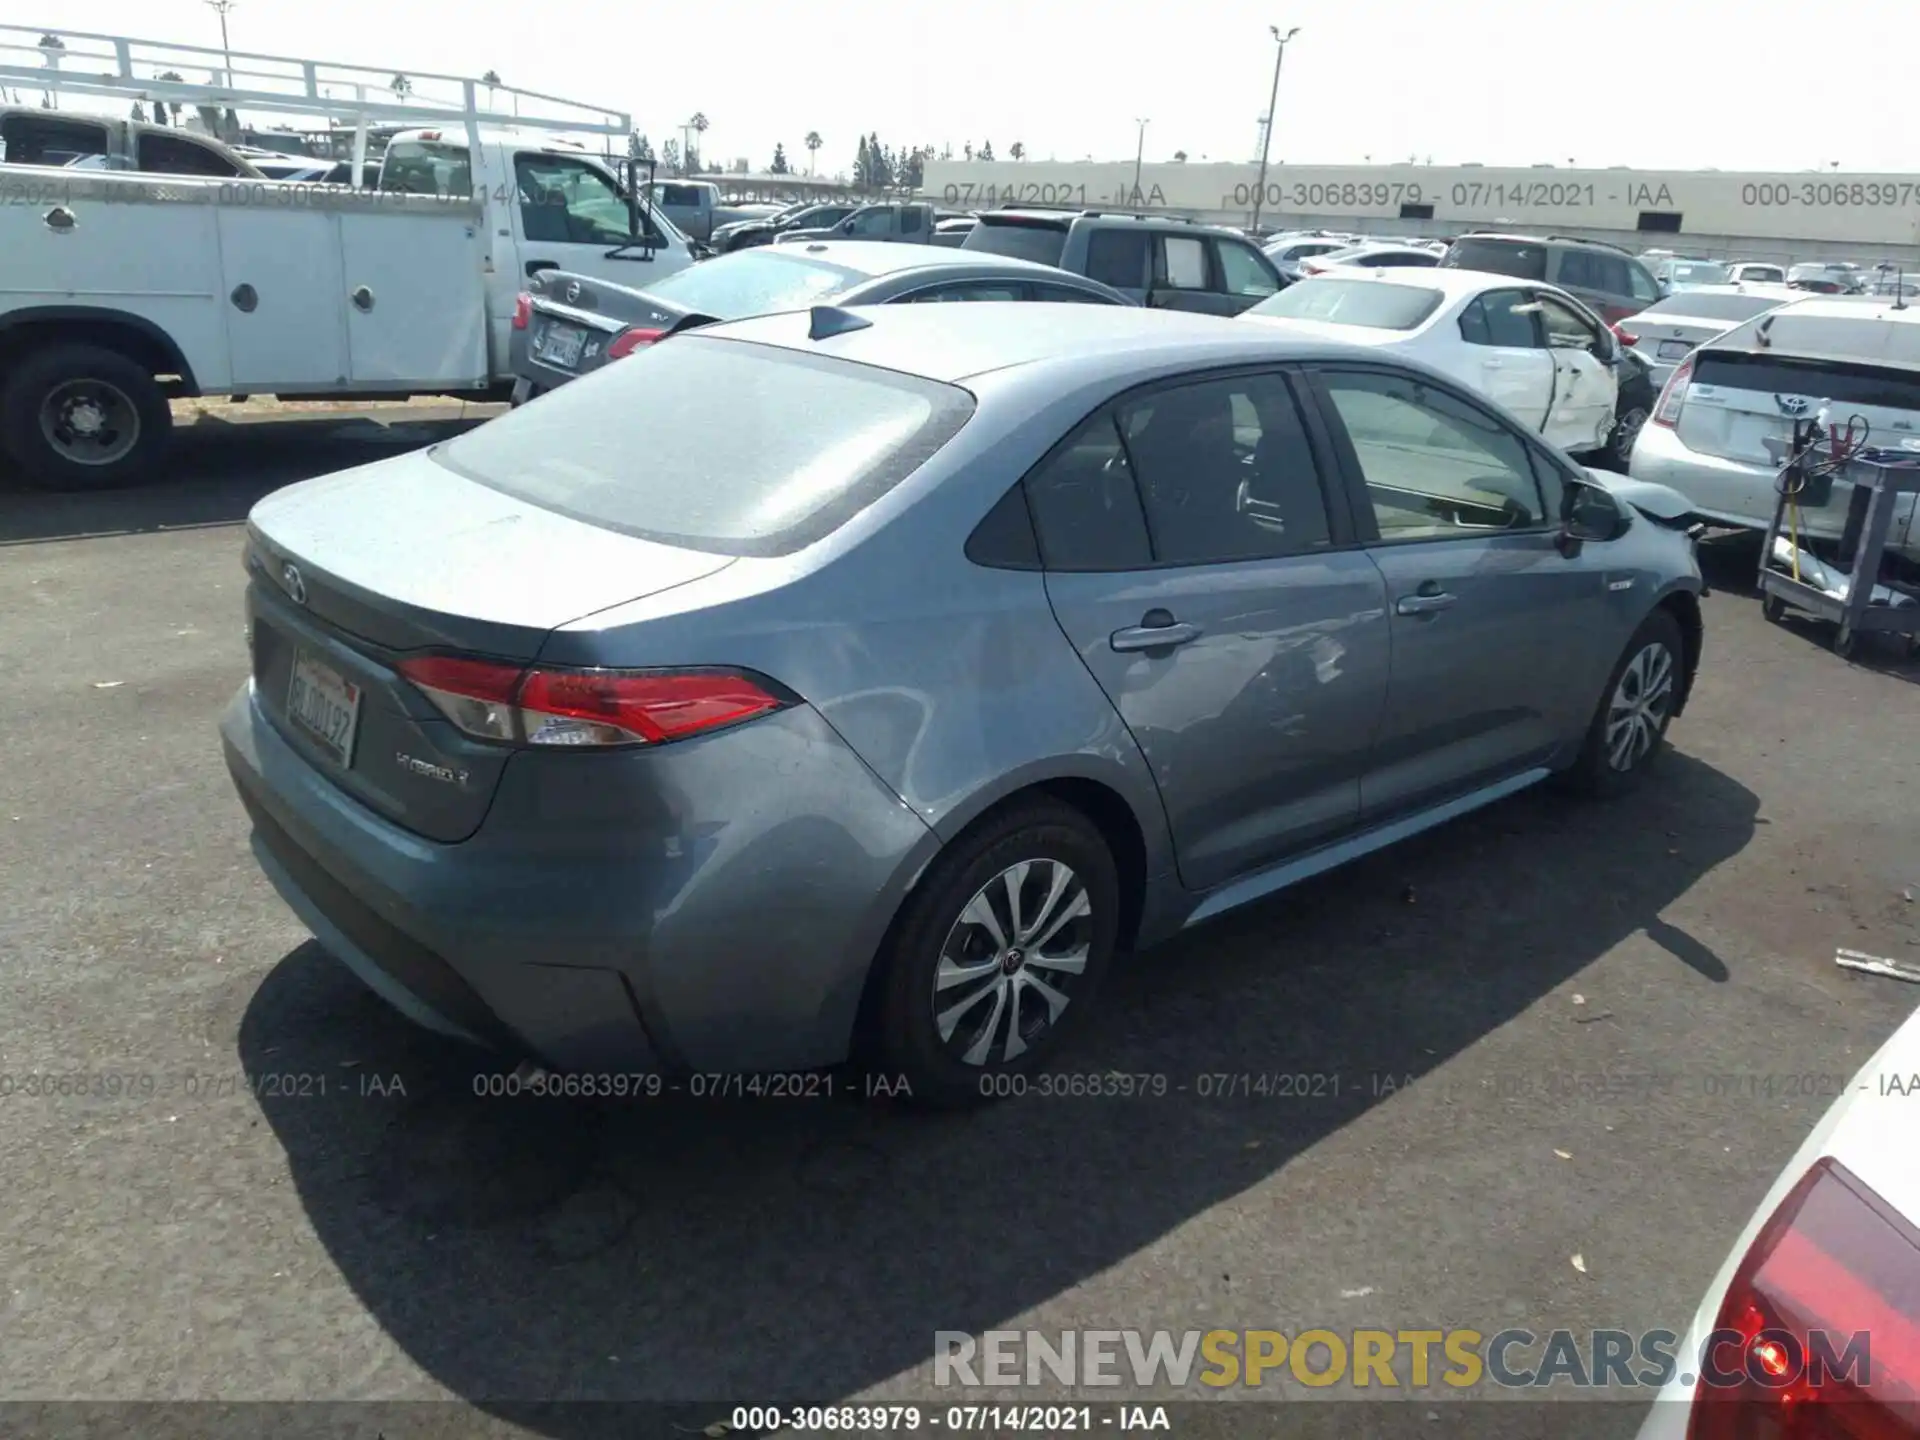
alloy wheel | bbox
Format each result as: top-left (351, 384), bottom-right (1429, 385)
top-left (1606, 641), bottom-right (1675, 772)
top-left (931, 858), bottom-right (1092, 1067)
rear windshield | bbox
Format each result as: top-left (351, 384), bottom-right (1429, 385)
top-left (637, 250), bottom-right (868, 319)
top-left (1442, 238), bottom-right (1548, 281)
top-left (1246, 277), bottom-right (1444, 330)
top-left (1666, 262), bottom-right (1730, 286)
top-left (1639, 293), bottom-right (1785, 323)
top-left (963, 217), bottom-right (1069, 266)
top-left (433, 337), bottom-right (975, 556)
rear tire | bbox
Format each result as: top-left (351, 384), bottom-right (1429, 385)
top-left (0, 343), bottom-right (172, 491)
top-left (871, 800), bottom-right (1119, 1109)
top-left (1564, 609), bottom-right (1685, 798)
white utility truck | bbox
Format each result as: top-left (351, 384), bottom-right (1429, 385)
top-left (0, 25), bottom-right (696, 490)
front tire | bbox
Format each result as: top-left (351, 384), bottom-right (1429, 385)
top-left (1565, 609), bottom-right (1685, 797)
top-left (871, 800), bottom-right (1119, 1109)
top-left (1605, 404), bottom-right (1649, 472)
top-left (0, 343), bottom-right (172, 491)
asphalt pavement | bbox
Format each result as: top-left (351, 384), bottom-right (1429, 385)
top-left (2, 415), bottom-right (1918, 1439)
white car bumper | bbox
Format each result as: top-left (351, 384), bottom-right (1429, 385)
top-left (1629, 422), bottom-right (1920, 564)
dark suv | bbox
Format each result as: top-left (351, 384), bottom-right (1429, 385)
top-left (1440, 233), bottom-right (1662, 323)
top-left (962, 207), bottom-right (1283, 315)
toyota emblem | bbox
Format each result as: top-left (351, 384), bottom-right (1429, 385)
top-left (565, 280), bottom-right (582, 304)
top-left (1775, 395), bottom-right (1810, 416)
top-left (282, 562), bottom-right (307, 606)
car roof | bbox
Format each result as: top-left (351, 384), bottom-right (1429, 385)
top-left (1452, 231), bottom-right (1624, 252)
top-left (1299, 266), bottom-right (1554, 299)
top-left (693, 302), bottom-right (1380, 385)
top-left (766, 240), bottom-right (1093, 281)
top-left (980, 207), bottom-right (1243, 238)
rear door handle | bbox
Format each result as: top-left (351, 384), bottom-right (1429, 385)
top-left (1483, 358), bottom-right (1503, 369)
top-left (1111, 617), bottom-right (1203, 652)
top-left (1395, 592), bottom-right (1457, 616)
top-left (525, 260), bottom-right (558, 277)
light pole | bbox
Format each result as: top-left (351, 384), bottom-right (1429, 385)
top-left (205, 0), bottom-right (236, 87)
top-left (1249, 25), bottom-right (1299, 237)
top-left (1131, 118), bottom-right (1149, 204)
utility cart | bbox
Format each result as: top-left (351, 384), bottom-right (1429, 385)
top-left (1759, 426), bottom-right (1920, 659)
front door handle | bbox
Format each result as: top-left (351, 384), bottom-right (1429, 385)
top-left (1395, 591), bottom-right (1457, 616)
top-left (525, 259), bottom-right (558, 277)
top-left (1111, 609), bottom-right (1203, 652)
top-left (1483, 358), bottom-right (1504, 369)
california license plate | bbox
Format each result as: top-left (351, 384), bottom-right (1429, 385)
top-left (1657, 340), bottom-right (1693, 360)
top-left (536, 321), bottom-right (586, 369)
top-left (288, 651), bottom-right (361, 767)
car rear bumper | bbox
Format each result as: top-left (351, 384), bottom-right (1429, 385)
top-left (1629, 422), bottom-right (1920, 561)
top-left (221, 680), bottom-right (937, 1074)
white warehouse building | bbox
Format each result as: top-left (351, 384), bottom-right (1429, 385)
top-left (917, 160), bottom-right (1920, 267)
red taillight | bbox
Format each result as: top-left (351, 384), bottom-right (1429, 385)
top-left (1653, 355), bottom-right (1695, 428)
top-left (396, 657), bottom-right (787, 748)
top-left (1685, 1157), bottom-right (1920, 1440)
top-left (1611, 321), bottom-right (1639, 347)
top-left (512, 293), bottom-right (533, 331)
top-left (606, 326), bottom-right (666, 360)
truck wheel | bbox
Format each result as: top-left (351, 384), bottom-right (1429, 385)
top-left (0, 344), bottom-right (172, 491)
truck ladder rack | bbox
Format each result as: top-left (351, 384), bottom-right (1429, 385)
top-left (0, 24), bottom-right (628, 141)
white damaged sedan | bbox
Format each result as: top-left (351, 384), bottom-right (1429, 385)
top-left (1241, 267), bottom-right (1625, 462)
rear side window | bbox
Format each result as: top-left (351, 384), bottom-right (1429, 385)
top-left (1557, 250), bottom-right (1603, 290)
top-left (1247, 278), bottom-right (1444, 330)
top-left (1443, 239), bottom-right (1547, 281)
top-left (137, 132), bottom-right (246, 177)
top-left (434, 337), bottom-right (974, 557)
top-left (1031, 282), bottom-right (1123, 305)
top-left (1458, 290), bottom-right (1539, 347)
top-left (1119, 374), bottom-right (1332, 564)
top-left (1023, 417), bottom-right (1153, 571)
top-left (964, 217), bottom-right (1069, 266)
top-left (1157, 235), bottom-right (1211, 291)
top-left (660, 184), bottom-right (703, 207)
top-left (1086, 230), bottom-right (1150, 289)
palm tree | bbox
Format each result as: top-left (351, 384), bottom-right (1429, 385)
top-left (390, 74), bottom-right (411, 98)
top-left (1009, 141), bottom-right (1025, 162)
top-left (1172, 150), bottom-right (1188, 162)
top-left (481, 69), bottom-right (501, 108)
top-left (37, 32), bottom-right (62, 108)
top-left (804, 130), bottom-right (822, 176)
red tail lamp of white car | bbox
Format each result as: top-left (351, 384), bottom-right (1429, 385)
top-left (1683, 1155), bottom-right (1920, 1438)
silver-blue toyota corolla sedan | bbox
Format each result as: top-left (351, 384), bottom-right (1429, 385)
top-left (221, 303), bottom-right (1707, 1107)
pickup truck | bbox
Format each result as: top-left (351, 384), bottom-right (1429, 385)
top-left (711, 200), bottom-right (859, 253)
top-left (0, 106), bottom-right (264, 177)
top-left (638, 179), bottom-right (783, 243)
top-left (774, 200), bottom-right (940, 245)
top-left (0, 29), bottom-right (696, 491)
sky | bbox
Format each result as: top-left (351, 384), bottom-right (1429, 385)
top-left (13, 0), bottom-right (1919, 175)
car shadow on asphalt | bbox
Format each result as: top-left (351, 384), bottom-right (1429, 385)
top-left (235, 750), bottom-right (1756, 1432)
top-left (0, 412), bottom-right (489, 547)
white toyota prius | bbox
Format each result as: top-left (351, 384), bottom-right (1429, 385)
top-left (1240, 267), bottom-right (1624, 461)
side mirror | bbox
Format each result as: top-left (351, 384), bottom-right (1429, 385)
top-left (1558, 477), bottom-right (1628, 554)
top-left (1594, 330), bottom-right (1620, 364)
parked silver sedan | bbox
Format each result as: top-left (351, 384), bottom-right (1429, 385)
top-left (1615, 285), bottom-right (1799, 388)
top-left (225, 304), bottom-right (1706, 1106)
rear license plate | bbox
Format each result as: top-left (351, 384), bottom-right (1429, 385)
top-left (288, 651), bottom-right (362, 767)
top-left (1657, 340), bottom-right (1693, 360)
top-left (535, 322), bottom-right (586, 370)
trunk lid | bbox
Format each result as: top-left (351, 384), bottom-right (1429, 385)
top-left (244, 447), bottom-right (734, 842)
top-left (1675, 351), bottom-right (1920, 467)
top-left (1618, 315), bottom-right (1734, 363)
